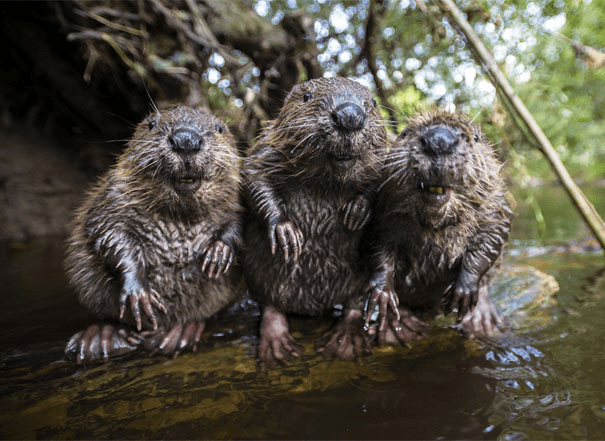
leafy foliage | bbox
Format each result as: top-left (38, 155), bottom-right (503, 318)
top-left (5, 0), bottom-right (604, 180)
top-left (246, 0), bottom-right (605, 180)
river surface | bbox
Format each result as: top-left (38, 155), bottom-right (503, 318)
top-left (0, 184), bottom-right (604, 439)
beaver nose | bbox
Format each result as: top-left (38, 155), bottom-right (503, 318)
top-left (169, 128), bottom-right (203, 153)
top-left (331, 102), bottom-right (366, 132)
top-left (421, 127), bottom-right (459, 155)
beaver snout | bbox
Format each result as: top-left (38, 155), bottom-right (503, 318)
top-left (421, 127), bottom-right (458, 155)
top-left (169, 128), bottom-right (203, 154)
top-left (330, 102), bottom-right (366, 132)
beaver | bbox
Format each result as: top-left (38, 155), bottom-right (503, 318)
top-left (242, 77), bottom-right (388, 367)
top-left (64, 105), bottom-right (243, 363)
top-left (365, 109), bottom-right (513, 344)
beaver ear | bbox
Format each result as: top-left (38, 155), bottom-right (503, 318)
top-left (371, 98), bottom-right (377, 107)
top-left (302, 91), bottom-right (312, 103)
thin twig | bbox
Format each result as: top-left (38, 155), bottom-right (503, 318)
top-left (76, 8), bottom-right (147, 38)
top-left (183, 0), bottom-right (240, 66)
top-left (149, 0), bottom-right (216, 49)
top-left (100, 32), bottom-right (145, 76)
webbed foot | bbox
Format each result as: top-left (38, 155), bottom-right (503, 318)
top-left (65, 323), bottom-right (142, 364)
top-left (367, 306), bottom-right (430, 346)
top-left (316, 308), bottom-right (371, 360)
top-left (257, 305), bottom-right (303, 370)
top-left (143, 321), bottom-right (206, 358)
top-left (459, 286), bottom-right (505, 339)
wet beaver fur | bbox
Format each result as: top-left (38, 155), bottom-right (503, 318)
top-left (365, 109), bottom-right (513, 344)
top-left (65, 105), bottom-right (243, 363)
top-left (242, 77), bottom-right (387, 367)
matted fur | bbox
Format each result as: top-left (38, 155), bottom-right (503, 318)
top-left (65, 105), bottom-right (243, 330)
top-left (243, 77), bottom-right (388, 314)
top-left (369, 109), bottom-right (513, 322)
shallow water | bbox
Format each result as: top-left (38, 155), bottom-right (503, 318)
top-left (0, 185), bottom-right (604, 439)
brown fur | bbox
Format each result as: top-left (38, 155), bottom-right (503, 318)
top-left (366, 110), bottom-right (513, 343)
top-left (242, 77), bottom-right (387, 365)
top-left (65, 105), bottom-right (243, 360)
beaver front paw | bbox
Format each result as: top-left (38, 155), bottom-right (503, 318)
top-left (446, 269), bottom-right (480, 318)
top-left (119, 279), bottom-right (167, 331)
top-left (269, 221), bottom-right (304, 262)
top-left (342, 195), bottom-right (372, 231)
top-left (364, 280), bottom-right (400, 333)
top-left (65, 324), bottom-right (142, 364)
top-left (202, 240), bottom-right (234, 278)
top-left (316, 309), bottom-right (371, 360)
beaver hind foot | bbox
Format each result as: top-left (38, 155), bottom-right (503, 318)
top-left (257, 305), bottom-right (304, 369)
top-left (459, 285), bottom-right (506, 339)
top-left (141, 321), bottom-right (206, 358)
top-left (315, 309), bottom-right (372, 360)
top-left (65, 324), bottom-right (143, 364)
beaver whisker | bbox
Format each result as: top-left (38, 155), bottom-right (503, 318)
top-left (381, 163), bottom-right (409, 183)
top-left (213, 157), bottom-right (239, 171)
top-left (211, 150), bottom-right (240, 163)
top-left (290, 131), bottom-right (318, 154)
top-left (132, 158), bottom-right (160, 177)
top-left (378, 168), bottom-right (406, 191)
top-left (218, 150), bottom-right (242, 161)
top-left (369, 119), bottom-right (388, 130)
top-left (278, 119), bottom-right (317, 134)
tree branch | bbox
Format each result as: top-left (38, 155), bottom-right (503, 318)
top-left (439, 0), bottom-right (605, 251)
top-left (362, 0), bottom-right (399, 131)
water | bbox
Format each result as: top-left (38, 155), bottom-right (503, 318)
top-left (0, 185), bottom-right (604, 439)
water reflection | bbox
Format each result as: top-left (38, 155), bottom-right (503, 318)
top-left (475, 257), bottom-right (605, 440)
top-left (2, 182), bottom-right (605, 439)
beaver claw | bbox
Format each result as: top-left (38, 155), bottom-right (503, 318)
top-left (342, 195), bottom-right (372, 231)
top-left (202, 240), bottom-right (233, 278)
top-left (65, 324), bottom-right (142, 364)
top-left (145, 321), bottom-right (206, 358)
top-left (119, 280), bottom-right (167, 331)
top-left (269, 221), bottom-right (304, 262)
top-left (316, 309), bottom-right (371, 360)
top-left (365, 281), bottom-right (400, 332)
top-left (367, 307), bottom-right (430, 346)
top-left (459, 286), bottom-right (505, 339)
top-left (446, 269), bottom-right (480, 318)
top-left (258, 305), bottom-right (303, 369)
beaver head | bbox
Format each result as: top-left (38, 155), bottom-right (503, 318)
top-left (262, 77), bottom-right (387, 185)
top-left (384, 110), bottom-right (503, 230)
top-left (120, 105), bottom-right (240, 211)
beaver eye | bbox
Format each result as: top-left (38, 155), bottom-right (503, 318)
top-left (303, 92), bottom-right (312, 103)
top-left (216, 124), bottom-right (223, 134)
top-left (148, 120), bottom-right (157, 130)
top-left (473, 133), bottom-right (479, 142)
top-left (400, 129), bottom-right (409, 138)
top-left (371, 98), bottom-right (377, 107)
